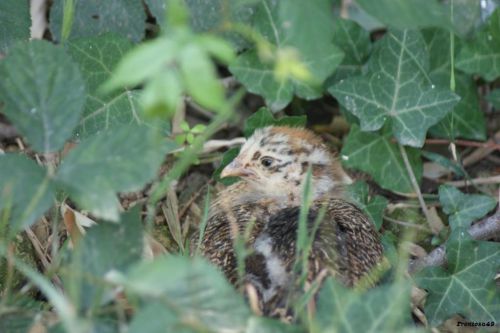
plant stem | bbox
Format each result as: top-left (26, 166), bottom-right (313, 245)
top-left (398, 144), bottom-right (433, 226)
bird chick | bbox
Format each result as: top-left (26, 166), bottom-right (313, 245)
top-left (196, 126), bottom-right (383, 316)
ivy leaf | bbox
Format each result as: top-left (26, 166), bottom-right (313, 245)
top-left (354, 0), bottom-right (451, 31)
top-left (0, 41), bottom-right (86, 153)
top-left (0, 0), bottom-right (30, 52)
top-left (67, 34), bottom-right (169, 137)
top-left (429, 74), bottom-right (486, 141)
top-left (341, 125), bottom-right (422, 194)
top-left (56, 125), bottom-right (175, 221)
top-left (330, 18), bottom-right (371, 83)
top-left (50, 0), bottom-right (146, 43)
top-left (330, 30), bottom-right (459, 148)
top-left (487, 89), bottom-right (500, 109)
top-left (316, 278), bottom-right (413, 332)
top-left (116, 256), bottom-right (250, 333)
top-left (0, 154), bottom-right (55, 231)
top-left (456, 9), bottom-right (500, 81)
top-left (416, 228), bottom-right (500, 326)
top-left (243, 107), bottom-right (306, 137)
top-left (424, 29), bottom-right (486, 141)
top-left (438, 185), bottom-right (497, 229)
top-left (145, 0), bottom-right (254, 51)
top-left (68, 207), bottom-right (143, 310)
top-left (230, 0), bottom-right (344, 111)
top-left (346, 181), bottom-right (388, 230)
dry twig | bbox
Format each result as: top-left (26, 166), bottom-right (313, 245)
top-left (409, 204), bottom-right (500, 274)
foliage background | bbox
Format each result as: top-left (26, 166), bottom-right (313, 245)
top-left (0, 0), bottom-right (499, 332)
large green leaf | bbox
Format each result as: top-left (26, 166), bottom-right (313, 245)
top-left (68, 208), bottom-right (143, 310)
top-left (354, 0), bottom-right (451, 31)
top-left (67, 34), bottom-right (169, 137)
top-left (230, 0), bottom-right (344, 111)
top-left (438, 185), bottom-right (497, 229)
top-left (330, 18), bottom-right (371, 83)
top-left (416, 228), bottom-right (500, 326)
top-left (316, 278), bottom-right (413, 332)
top-left (0, 41), bottom-right (86, 153)
top-left (346, 181), bottom-right (388, 230)
top-left (341, 125), bottom-right (422, 194)
top-left (243, 107), bottom-right (306, 137)
top-left (50, 0), bottom-right (146, 43)
top-left (145, 0), bottom-right (254, 51)
top-left (0, 0), bottom-right (30, 52)
top-left (56, 125), bottom-right (175, 221)
top-left (0, 154), bottom-right (55, 231)
top-left (330, 30), bottom-right (459, 148)
top-left (424, 29), bottom-right (486, 140)
top-left (118, 256), bottom-right (250, 333)
top-left (456, 9), bottom-right (500, 81)
top-left (429, 75), bottom-right (486, 141)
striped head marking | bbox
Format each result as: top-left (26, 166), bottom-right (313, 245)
top-left (221, 126), bottom-right (344, 205)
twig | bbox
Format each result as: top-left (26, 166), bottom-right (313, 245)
top-left (172, 137), bottom-right (245, 155)
top-left (399, 144), bottom-right (434, 227)
top-left (424, 138), bottom-right (500, 150)
top-left (443, 175), bottom-right (500, 188)
top-left (409, 205), bottom-right (500, 274)
top-left (383, 216), bottom-right (433, 233)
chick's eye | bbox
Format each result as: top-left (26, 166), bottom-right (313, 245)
top-left (260, 156), bottom-right (274, 167)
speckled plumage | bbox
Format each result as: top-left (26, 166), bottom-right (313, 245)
top-left (195, 126), bottom-right (383, 316)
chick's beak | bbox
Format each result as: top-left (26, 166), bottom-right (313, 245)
top-left (220, 158), bottom-right (255, 178)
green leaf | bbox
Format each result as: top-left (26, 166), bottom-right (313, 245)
top-left (243, 107), bottom-right (306, 137)
top-left (456, 9), bottom-right (500, 81)
top-left (438, 185), bottom-right (497, 229)
top-left (103, 38), bottom-right (178, 91)
top-left (346, 181), bottom-right (388, 230)
top-left (67, 34), bottom-right (168, 137)
top-left (447, 0), bottom-right (482, 38)
top-left (179, 44), bottom-right (226, 111)
top-left (0, 154), bottom-right (55, 231)
top-left (214, 147), bottom-right (241, 186)
top-left (330, 30), bottom-right (459, 147)
top-left (330, 18), bottom-right (371, 82)
top-left (230, 0), bottom-right (344, 111)
top-left (128, 302), bottom-right (197, 333)
top-left (56, 125), bottom-right (175, 221)
top-left (421, 151), bottom-right (465, 178)
top-left (341, 125), bottom-right (422, 194)
top-left (68, 208), bottom-right (143, 309)
top-left (416, 228), bottom-right (500, 325)
top-left (118, 256), bottom-right (250, 332)
top-left (141, 69), bottom-right (183, 119)
top-left (145, 0), bottom-right (254, 51)
top-left (487, 89), bottom-right (500, 109)
top-left (423, 29), bottom-right (487, 141)
top-left (316, 278), bottom-right (413, 332)
top-left (429, 74), bottom-right (486, 141)
top-left (0, 0), bottom-right (30, 52)
top-left (0, 41), bottom-right (86, 153)
top-left (49, 0), bottom-right (146, 43)
top-left (355, 0), bottom-right (451, 31)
